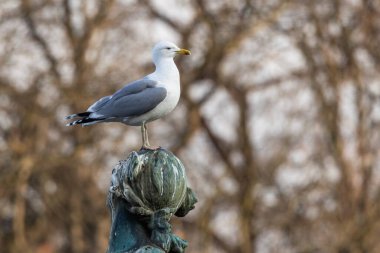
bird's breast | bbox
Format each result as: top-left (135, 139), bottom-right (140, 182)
top-left (124, 81), bottom-right (180, 126)
top-left (154, 81), bottom-right (180, 115)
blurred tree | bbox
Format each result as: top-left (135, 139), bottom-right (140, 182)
top-left (0, 0), bottom-right (379, 253)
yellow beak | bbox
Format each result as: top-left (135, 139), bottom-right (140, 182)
top-left (176, 48), bottom-right (191, 55)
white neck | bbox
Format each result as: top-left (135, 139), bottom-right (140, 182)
top-left (153, 57), bottom-right (179, 83)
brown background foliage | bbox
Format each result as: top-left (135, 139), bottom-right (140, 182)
top-left (0, 0), bottom-right (380, 252)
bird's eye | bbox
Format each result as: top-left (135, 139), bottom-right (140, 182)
top-left (166, 47), bottom-right (171, 50)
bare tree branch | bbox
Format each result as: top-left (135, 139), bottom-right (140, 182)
top-left (21, 0), bottom-right (61, 81)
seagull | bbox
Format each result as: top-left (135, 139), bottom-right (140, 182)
top-left (65, 41), bottom-right (191, 150)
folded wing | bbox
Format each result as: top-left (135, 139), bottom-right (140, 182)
top-left (94, 86), bottom-right (167, 118)
top-left (66, 78), bottom-right (167, 126)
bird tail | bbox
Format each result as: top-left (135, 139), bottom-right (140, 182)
top-left (65, 112), bottom-right (91, 120)
top-left (66, 118), bottom-right (106, 126)
top-left (66, 114), bottom-right (106, 127)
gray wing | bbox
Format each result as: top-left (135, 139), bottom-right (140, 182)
top-left (87, 95), bottom-right (112, 112)
top-left (87, 78), bottom-right (163, 114)
top-left (111, 78), bottom-right (158, 101)
top-left (93, 82), bottom-right (167, 118)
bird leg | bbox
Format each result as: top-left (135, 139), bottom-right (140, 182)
top-left (141, 122), bottom-right (160, 150)
top-left (141, 122), bottom-right (148, 147)
top-left (142, 122), bottom-right (150, 147)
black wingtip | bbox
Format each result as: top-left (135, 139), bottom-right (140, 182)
top-left (66, 117), bottom-right (105, 127)
top-left (66, 121), bottom-right (78, 126)
top-left (65, 112), bottom-right (91, 120)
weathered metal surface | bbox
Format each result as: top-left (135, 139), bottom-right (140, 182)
top-left (107, 148), bottom-right (197, 253)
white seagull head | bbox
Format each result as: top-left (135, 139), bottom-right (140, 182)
top-left (152, 41), bottom-right (191, 63)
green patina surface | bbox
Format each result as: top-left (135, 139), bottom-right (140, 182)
top-left (107, 148), bottom-right (197, 253)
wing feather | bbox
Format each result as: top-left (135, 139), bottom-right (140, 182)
top-left (92, 86), bottom-right (167, 118)
top-left (87, 95), bottom-right (112, 112)
top-left (111, 78), bottom-right (158, 100)
top-left (86, 78), bottom-right (164, 116)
